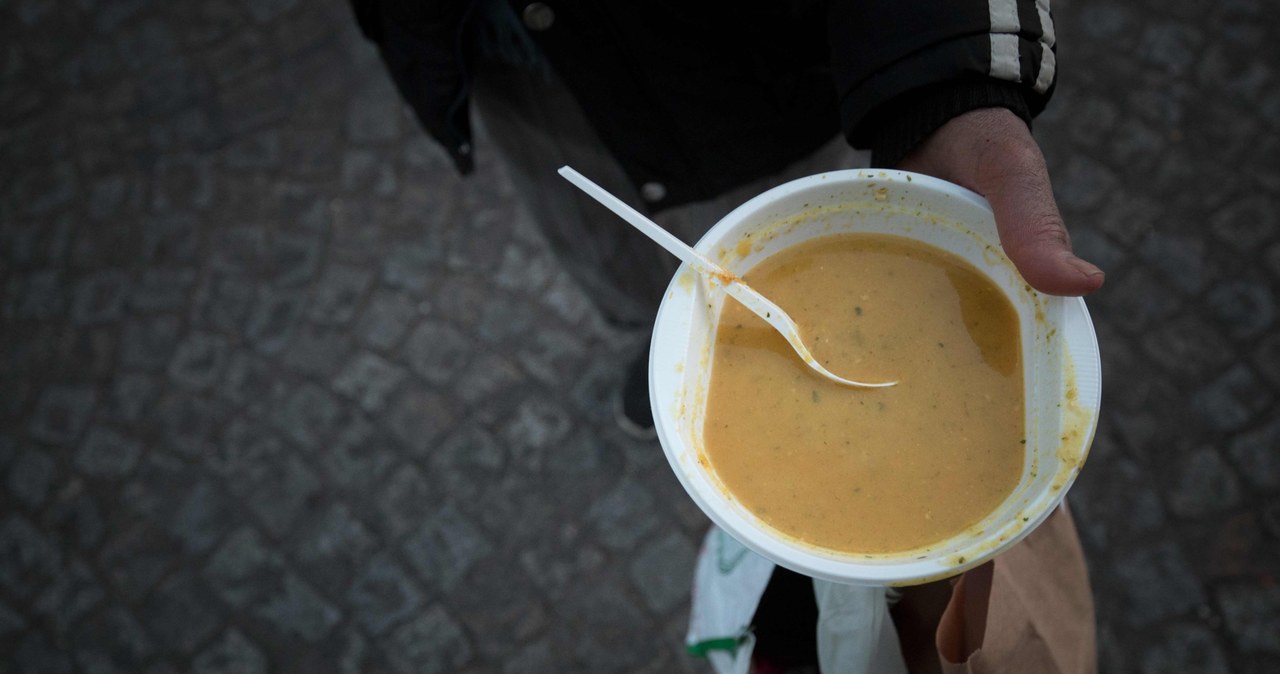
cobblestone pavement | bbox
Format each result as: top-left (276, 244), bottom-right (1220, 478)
top-left (0, 0), bottom-right (1276, 672)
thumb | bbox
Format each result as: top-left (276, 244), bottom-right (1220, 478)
top-left (978, 146), bottom-right (1105, 296)
top-left (898, 108), bottom-right (1105, 296)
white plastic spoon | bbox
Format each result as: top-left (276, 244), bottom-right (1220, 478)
top-left (558, 166), bottom-right (896, 389)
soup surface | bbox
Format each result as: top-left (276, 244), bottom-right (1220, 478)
top-left (703, 233), bottom-right (1024, 554)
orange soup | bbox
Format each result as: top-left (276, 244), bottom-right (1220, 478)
top-left (703, 234), bottom-right (1024, 554)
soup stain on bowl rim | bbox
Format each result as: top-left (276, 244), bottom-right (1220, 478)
top-left (649, 169), bottom-right (1102, 586)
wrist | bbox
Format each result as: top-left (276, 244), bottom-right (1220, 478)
top-left (855, 78), bottom-right (1032, 168)
top-left (900, 107), bottom-right (1043, 195)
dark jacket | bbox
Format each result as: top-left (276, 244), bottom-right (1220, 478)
top-left (350, 0), bottom-right (1057, 210)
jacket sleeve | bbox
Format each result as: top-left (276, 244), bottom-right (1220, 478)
top-left (827, 0), bottom-right (1058, 167)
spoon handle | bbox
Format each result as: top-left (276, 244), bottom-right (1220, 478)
top-left (557, 166), bottom-right (725, 278)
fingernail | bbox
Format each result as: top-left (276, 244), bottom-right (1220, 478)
top-left (1068, 257), bottom-right (1105, 278)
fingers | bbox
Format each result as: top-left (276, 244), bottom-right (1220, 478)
top-left (936, 560), bottom-right (996, 664)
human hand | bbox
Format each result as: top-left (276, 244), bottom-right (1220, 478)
top-left (896, 108), bottom-right (1105, 296)
top-left (936, 561), bottom-right (995, 664)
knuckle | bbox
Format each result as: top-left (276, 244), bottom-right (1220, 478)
top-left (1011, 216), bottom-right (1071, 256)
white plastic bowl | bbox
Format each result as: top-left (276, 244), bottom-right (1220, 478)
top-left (649, 170), bottom-right (1101, 586)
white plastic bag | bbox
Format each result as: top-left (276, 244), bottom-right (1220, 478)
top-left (813, 579), bottom-right (908, 674)
top-left (685, 528), bottom-right (775, 674)
top-left (686, 527), bottom-right (908, 674)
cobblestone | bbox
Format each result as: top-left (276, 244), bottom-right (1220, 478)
top-left (245, 288), bottom-right (305, 354)
top-left (266, 233), bottom-right (323, 288)
top-left (1207, 279), bottom-right (1275, 338)
top-left (346, 81), bottom-right (401, 144)
top-left (205, 527), bottom-right (340, 641)
top-left (1229, 418), bottom-right (1280, 489)
top-left (453, 352), bottom-right (526, 412)
top-left (295, 628), bottom-right (368, 674)
top-left (354, 289), bottom-right (418, 350)
top-left (34, 558), bottom-right (104, 632)
top-left (156, 393), bottom-right (231, 459)
top-left (218, 70), bottom-right (290, 136)
top-left (1, 0), bottom-right (1275, 670)
top-left (192, 629), bottom-right (267, 674)
top-left (402, 503), bottom-right (492, 590)
top-left (1110, 541), bottom-right (1205, 627)
top-left (375, 462), bottom-right (437, 539)
top-left (405, 320), bottom-right (470, 385)
top-left (1140, 314), bottom-right (1234, 380)
top-left (381, 242), bottom-right (443, 294)
top-left (0, 434), bottom-right (17, 470)
top-left (6, 447), bottom-right (56, 509)
top-left (1192, 364), bottom-right (1274, 432)
top-left (218, 351), bottom-right (289, 415)
top-left (6, 269), bottom-right (66, 321)
top-left (0, 516), bottom-right (61, 601)
top-left (629, 531), bottom-right (697, 615)
top-left (150, 154), bottom-right (214, 211)
top-left (167, 331), bottom-right (231, 391)
top-left (290, 503), bottom-right (378, 591)
top-left (1163, 446), bottom-right (1243, 519)
top-left (124, 458), bottom-right (234, 554)
top-left (13, 632), bottom-right (73, 674)
top-left (384, 384), bottom-right (460, 457)
top-left (74, 426), bottom-right (143, 478)
top-left (29, 384), bottom-right (97, 446)
top-left (99, 523), bottom-right (180, 601)
top-left (310, 263), bottom-right (374, 325)
top-left (273, 381), bottom-right (344, 448)
top-left (333, 350), bottom-right (406, 413)
top-left (448, 557), bottom-right (547, 661)
top-left (129, 269), bottom-right (198, 312)
top-left (141, 570), bottom-right (224, 655)
top-left (191, 270), bottom-right (255, 334)
top-left (1139, 623), bottom-right (1231, 674)
top-left (69, 270), bottom-right (130, 324)
top-left (556, 579), bottom-right (654, 671)
top-left (472, 476), bottom-right (558, 549)
top-left (280, 325), bottom-right (353, 379)
top-left (71, 607), bottom-right (155, 674)
top-left (500, 397), bottom-right (573, 472)
top-left (543, 429), bottom-right (626, 511)
top-left (1095, 267), bottom-right (1181, 334)
top-left (118, 315), bottom-right (183, 371)
top-left (383, 605), bottom-right (474, 674)
top-left (1216, 582), bottom-right (1280, 655)
top-left (341, 148), bottom-right (397, 196)
top-left (589, 479), bottom-right (661, 552)
top-left (348, 552), bottom-right (425, 636)
top-left (244, 453), bottom-right (323, 538)
top-left (1138, 232), bottom-right (1207, 296)
top-left (44, 484), bottom-right (106, 551)
top-left (315, 417), bottom-right (396, 492)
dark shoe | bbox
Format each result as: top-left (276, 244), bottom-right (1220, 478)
top-left (614, 349), bottom-right (656, 440)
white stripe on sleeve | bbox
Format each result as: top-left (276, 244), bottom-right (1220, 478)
top-left (1036, 0), bottom-right (1056, 47)
top-left (989, 34), bottom-right (1022, 81)
top-left (1033, 44), bottom-right (1056, 93)
top-left (989, 0), bottom-right (1021, 32)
